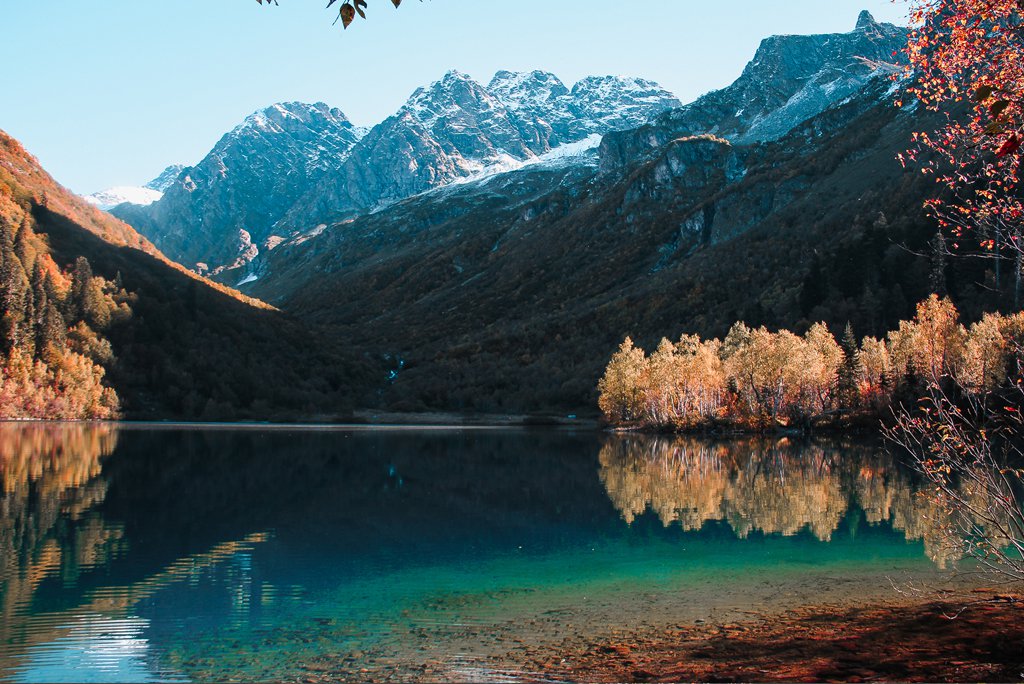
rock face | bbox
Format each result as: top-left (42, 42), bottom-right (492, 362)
top-left (485, 70), bottom-right (684, 145)
top-left (280, 70), bottom-right (683, 230)
top-left (113, 102), bottom-right (363, 273)
top-left (119, 71), bottom-right (680, 273)
top-left (115, 12), bottom-right (906, 278)
top-left (145, 164), bottom-right (186, 192)
top-left (599, 11), bottom-right (907, 169)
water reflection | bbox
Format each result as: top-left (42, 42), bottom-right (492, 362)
top-left (0, 424), bottom-right (1003, 682)
top-left (598, 435), bottom-right (960, 566)
top-left (1, 425), bottom-right (124, 626)
top-left (0, 424), bottom-right (274, 683)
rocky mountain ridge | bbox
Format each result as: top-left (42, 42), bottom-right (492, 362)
top-left (115, 71), bottom-right (682, 276)
top-left (600, 10), bottom-right (907, 169)
top-left (145, 164), bottom-right (187, 192)
top-left (113, 101), bottom-right (365, 274)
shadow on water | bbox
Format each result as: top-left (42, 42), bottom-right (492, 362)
top-left (0, 424), bottom-right (980, 682)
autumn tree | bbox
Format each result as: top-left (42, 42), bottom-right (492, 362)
top-left (889, 0), bottom-right (1024, 576)
top-left (858, 335), bottom-right (892, 408)
top-left (0, 212), bottom-right (121, 420)
top-left (598, 337), bottom-right (648, 423)
top-left (903, 0), bottom-right (1024, 304)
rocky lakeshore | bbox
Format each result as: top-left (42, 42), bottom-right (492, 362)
top-left (259, 586), bottom-right (1023, 683)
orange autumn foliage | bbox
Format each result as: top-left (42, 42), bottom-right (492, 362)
top-left (903, 0), bottom-right (1024, 254)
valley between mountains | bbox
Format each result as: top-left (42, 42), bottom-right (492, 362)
top-left (4, 11), bottom-right (993, 419)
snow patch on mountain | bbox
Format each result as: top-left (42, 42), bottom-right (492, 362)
top-left (425, 134), bottom-right (604, 200)
top-left (533, 133), bottom-right (603, 166)
top-left (83, 164), bottom-right (186, 210)
top-left (83, 186), bottom-right (164, 211)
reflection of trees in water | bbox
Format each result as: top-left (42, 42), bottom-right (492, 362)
top-left (725, 443), bottom-right (846, 542)
top-left (598, 440), bottom-right (730, 528)
top-left (598, 435), bottom-right (979, 566)
top-left (0, 424), bottom-right (125, 648)
top-left (0, 424), bottom-right (272, 677)
top-left (0, 422), bottom-right (118, 493)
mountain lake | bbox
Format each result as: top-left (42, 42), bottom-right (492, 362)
top-left (0, 423), bottom-right (989, 682)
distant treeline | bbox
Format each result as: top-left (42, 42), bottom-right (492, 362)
top-left (598, 295), bottom-right (1024, 430)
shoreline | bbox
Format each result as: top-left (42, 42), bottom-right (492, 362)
top-left (550, 589), bottom-right (1024, 683)
top-left (0, 412), bottom-right (602, 430)
top-left (282, 581), bottom-right (1024, 683)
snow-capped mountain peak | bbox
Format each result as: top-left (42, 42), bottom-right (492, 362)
top-left (488, 70), bottom-right (569, 110)
top-left (108, 101), bottom-right (366, 273)
top-left (234, 101), bottom-right (353, 137)
top-left (402, 71), bottom-right (505, 128)
top-left (82, 164), bottom-right (185, 210)
top-left (567, 75), bottom-right (684, 134)
top-left (117, 68), bottom-right (682, 274)
top-left (83, 186), bottom-right (164, 211)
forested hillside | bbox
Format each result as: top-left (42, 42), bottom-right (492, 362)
top-left (0, 174), bottom-right (120, 418)
top-left (250, 82), bottom-right (991, 416)
top-left (0, 130), bottom-right (376, 420)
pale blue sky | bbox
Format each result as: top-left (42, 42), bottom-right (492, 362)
top-left (0, 1), bottom-right (908, 194)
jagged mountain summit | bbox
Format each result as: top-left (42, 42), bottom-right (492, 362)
top-left (112, 11), bottom-right (906, 280)
top-left (600, 10), bottom-right (907, 168)
top-left (83, 164), bottom-right (185, 211)
top-left (274, 69), bottom-right (684, 245)
top-left (113, 101), bottom-right (365, 274)
top-left (146, 164), bottom-right (186, 192)
top-left (115, 71), bottom-right (681, 275)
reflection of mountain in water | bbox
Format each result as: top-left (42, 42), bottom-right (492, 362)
top-left (598, 436), bottom-right (962, 566)
top-left (1, 425), bottom-right (1001, 682)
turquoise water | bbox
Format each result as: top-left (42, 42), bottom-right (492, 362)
top-left (0, 425), bottom-right (961, 682)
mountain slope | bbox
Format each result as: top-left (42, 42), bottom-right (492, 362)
top-left (113, 102), bottom-right (364, 275)
top-left (248, 77), bottom-right (975, 415)
top-left (0, 129), bottom-right (374, 419)
top-left (280, 70), bottom-right (682, 231)
top-left (600, 11), bottom-right (907, 169)
top-left (117, 72), bottom-right (680, 276)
